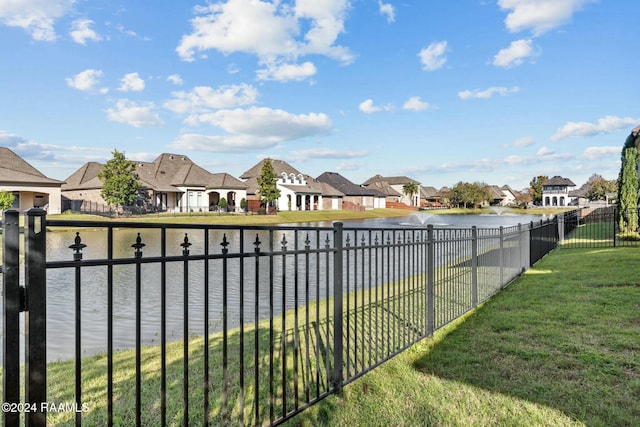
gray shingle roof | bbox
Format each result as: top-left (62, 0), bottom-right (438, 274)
top-left (0, 147), bottom-right (64, 186)
top-left (543, 176), bottom-right (576, 187)
top-left (240, 158), bottom-right (301, 179)
top-left (63, 153), bottom-right (246, 192)
top-left (317, 172), bottom-right (384, 197)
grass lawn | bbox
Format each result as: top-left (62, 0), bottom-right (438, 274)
top-left (287, 247), bottom-right (640, 427)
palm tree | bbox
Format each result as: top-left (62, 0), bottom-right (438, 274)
top-left (402, 181), bottom-right (419, 206)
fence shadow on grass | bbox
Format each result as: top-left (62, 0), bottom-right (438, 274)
top-left (411, 270), bottom-right (640, 426)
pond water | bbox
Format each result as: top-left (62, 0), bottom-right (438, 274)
top-left (1, 212), bottom-right (552, 362)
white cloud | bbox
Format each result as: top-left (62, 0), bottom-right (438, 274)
top-left (582, 146), bottom-right (620, 161)
top-left (359, 99), bottom-right (392, 114)
top-left (176, 0), bottom-right (353, 71)
top-left (66, 69), bottom-right (107, 93)
top-left (118, 72), bottom-right (145, 92)
top-left (288, 148), bottom-right (369, 162)
top-left (418, 41), bottom-right (447, 71)
top-left (170, 105), bottom-right (333, 153)
top-left (403, 96), bottom-right (430, 112)
top-left (335, 161), bottom-right (362, 172)
top-left (458, 86), bottom-right (520, 100)
top-left (167, 74), bottom-right (184, 85)
top-left (551, 116), bottom-right (640, 141)
top-left (498, 0), bottom-right (595, 36)
top-left (170, 133), bottom-right (281, 153)
top-left (513, 136), bottom-right (535, 147)
top-left (493, 39), bottom-right (538, 68)
top-left (69, 18), bottom-right (101, 45)
top-left (164, 84), bottom-right (259, 114)
top-left (0, 0), bottom-right (76, 41)
top-left (378, 1), bottom-right (395, 23)
top-left (0, 131), bottom-right (111, 163)
top-left (256, 61), bottom-right (317, 82)
top-left (187, 107), bottom-right (332, 141)
top-left (106, 99), bottom-right (164, 128)
top-left (537, 146), bottom-right (554, 156)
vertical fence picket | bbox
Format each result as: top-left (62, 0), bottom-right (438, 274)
top-left (2, 210), bottom-right (20, 427)
top-left (25, 208), bottom-right (47, 427)
top-left (132, 233), bottom-right (145, 427)
top-left (69, 232), bottom-right (86, 427)
top-left (332, 222), bottom-right (344, 393)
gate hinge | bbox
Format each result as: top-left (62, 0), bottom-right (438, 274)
top-left (19, 286), bottom-right (27, 312)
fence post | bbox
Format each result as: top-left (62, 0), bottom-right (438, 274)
top-left (426, 225), bottom-right (435, 336)
top-left (25, 208), bottom-right (47, 426)
top-left (2, 210), bottom-right (21, 427)
top-left (499, 226), bottom-right (504, 288)
top-left (332, 222), bottom-right (344, 392)
top-left (471, 226), bottom-right (478, 308)
top-left (613, 207), bottom-right (617, 248)
top-left (557, 212), bottom-right (565, 241)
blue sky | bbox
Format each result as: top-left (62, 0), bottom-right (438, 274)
top-left (0, 0), bottom-right (638, 190)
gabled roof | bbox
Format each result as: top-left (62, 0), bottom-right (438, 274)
top-left (362, 174), bottom-right (421, 186)
top-left (420, 186), bottom-right (439, 198)
top-left (362, 180), bottom-right (402, 197)
top-left (317, 172), bottom-right (384, 197)
top-left (0, 147), bottom-right (64, 186)
top-left (208, 173), bottom-right (247, 190)
top-left (61, 161), bottom-right (103, 190)
top-left (487, 185), bottom-right (504, 200)
top-left (240, 158), bottom-right (301, 179)
top-left (543, 176), bottom-right (576, 187)
top-left (63, 153), bottom-right (245, 192)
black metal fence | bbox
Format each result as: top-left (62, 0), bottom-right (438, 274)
top-left (1, 210), bottom-right (560, 426)
top-left (558, 206), bottom-right (640, 248)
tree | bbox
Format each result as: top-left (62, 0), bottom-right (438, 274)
top-left (617, 147), bottom-right (639, 233)
top-left (402, 182), bottom-right (419, 206)
top-left (98, 149), bottom-right (140, 209)
top-left (585, 174), bottom-right (616, 201)
top-left (450, 182), bottom-right (491, 208)
top-left (218, 197), bottom-right (228, 211)
top-left (256, 159), bottom-right (280, 211)
top-left (0, 191), bottom-right (15, 211)
top-left (529, 175), bottom-right (548, 204)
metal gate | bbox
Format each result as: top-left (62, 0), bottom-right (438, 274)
top-left (3, 209), bottom-right (47, 426)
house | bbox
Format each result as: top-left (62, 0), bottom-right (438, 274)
top-left (62, 153), bottom-right (247, 213)
top-left (0, 147), bottom-right (64, 214)
top-left (419, 186), bottom-right (444, 208)
top-left (541, 176), bottom-right (577, 207)
top-left (316, 172), bottom-right (385, 211)
top-left (500, 185), bottom-right (520, 206)
top-left (486, 185), bottom-right (505, 206)
top-left (362, 175), bottom-right (421, 207)
top-left (240, 159), bottom-right (325, 211)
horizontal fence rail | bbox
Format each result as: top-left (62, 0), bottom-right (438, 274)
top-left (1, 210), bottom-right (562, 426)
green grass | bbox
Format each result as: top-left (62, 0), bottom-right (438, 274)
top-left (287, 247), bottom-right (640, 427)
top-left (562, 221), bottom-right (640, 247)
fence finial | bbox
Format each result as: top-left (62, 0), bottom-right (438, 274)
top-left (181, 233), bottom-right (192, 256)
top-left (132, 233), bottom-right (145, 258)
top-left (69, 232), bottom-right (87, 261)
